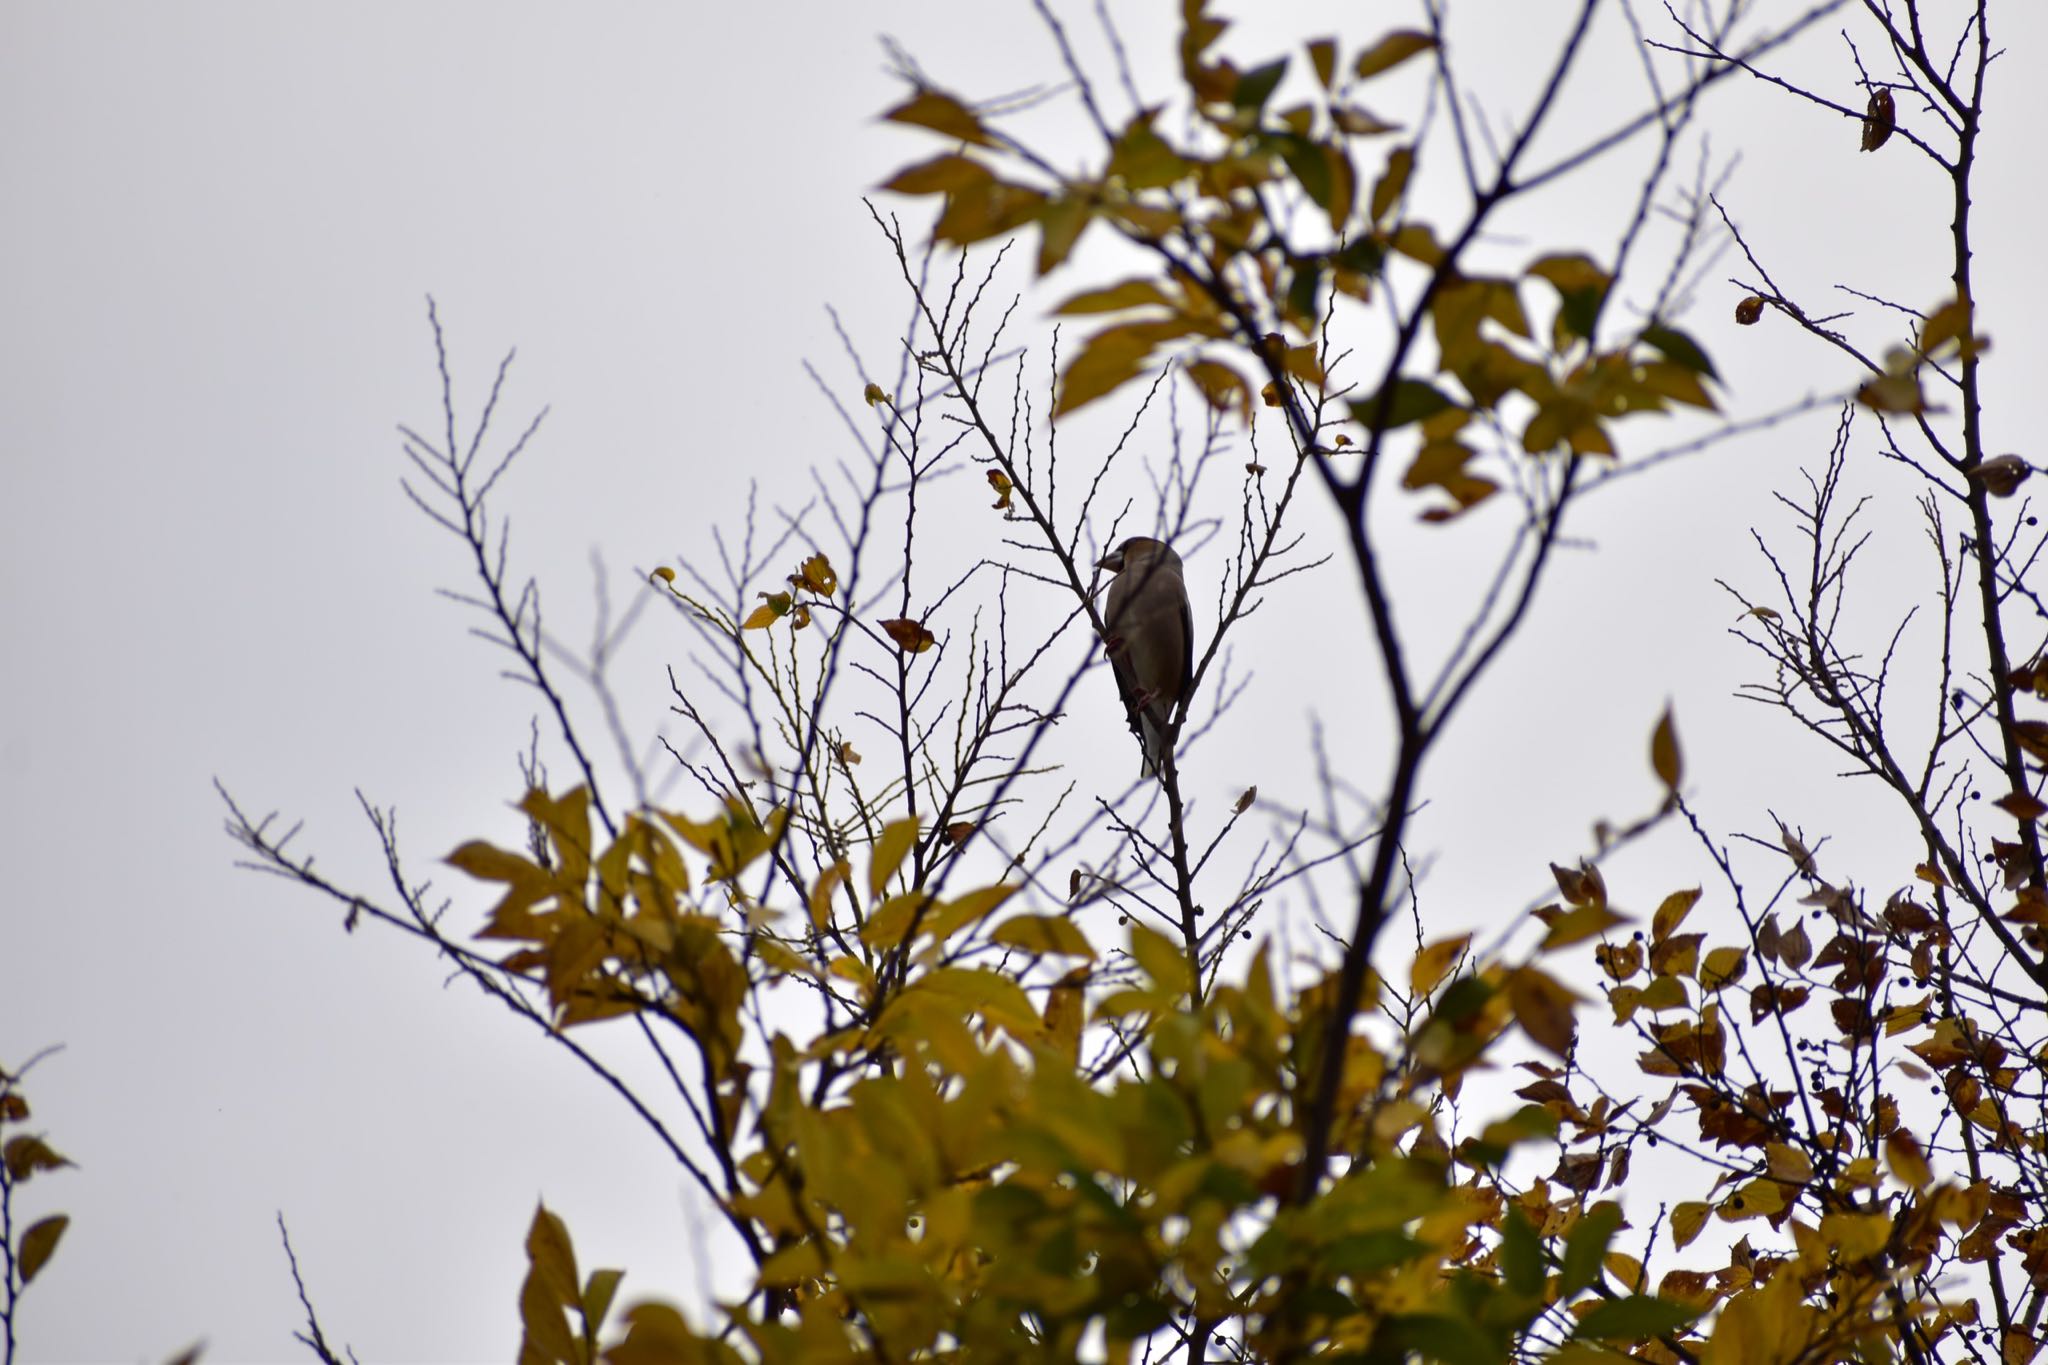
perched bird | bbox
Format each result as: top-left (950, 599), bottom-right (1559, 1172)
top-left (1097, 536), bottom-right (1193, 778)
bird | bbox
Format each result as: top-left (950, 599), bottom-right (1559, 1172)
top-left (1097, 536), bottom-right (1193, 779)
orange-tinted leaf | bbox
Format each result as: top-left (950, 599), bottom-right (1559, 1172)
top-left (797, 553), bottom-right (838, 597)
top-left (881, 617), bottom-right (936, 653)
top-left (1974, 455), bottom-right (2032, 498)
top-left (1507, 964), bottom-right (1580, 1059)
top-left (1860, 87), bottom-right (1895, 152)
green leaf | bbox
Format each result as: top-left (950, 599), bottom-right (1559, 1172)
top-left (1286, 260), bottom-right (1323, 327)
top-left (1500, 1209), bottom-right (1544, 1297)
top-left (581, 1267), bottom-right (625, 1333)
top-left (1560, 1201), bottom-right (1621, 1294)
top-left (1574, 1294), bottom-right (1700, 1341)
top-left (1380, 1313), bottom-right (1501, 1365)
top-left (1233, 58), bottom-right (1288, 113)
top-left (1351, 379), bottom-right (1455, 432)
top-left (1640, 324), bottom-right (1718, 379)
top-left (1128, 924), bottom-right (1192, 996)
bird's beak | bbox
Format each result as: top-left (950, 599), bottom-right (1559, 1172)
top-left (1096, 549), bottom-right (1124, 572)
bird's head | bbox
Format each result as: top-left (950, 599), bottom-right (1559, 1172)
top-left (1097, 536), bottom-right (1177, 574)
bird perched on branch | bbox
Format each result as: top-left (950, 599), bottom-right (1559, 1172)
top-left (1098, 536), bottom-right (1192, 779)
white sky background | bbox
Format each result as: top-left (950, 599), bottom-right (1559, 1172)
top-left (4, 2), bottom-right (2046, 1361)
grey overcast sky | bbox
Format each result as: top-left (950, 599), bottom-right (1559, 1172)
top-left (4, 2), bottom-right (2045, 1361)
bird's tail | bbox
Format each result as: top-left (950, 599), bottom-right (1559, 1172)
top-left (1139, 709), bottom-right (1172, 780)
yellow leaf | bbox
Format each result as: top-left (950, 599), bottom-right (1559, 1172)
top-left (1819, 1209), bottom-right (1893, 1262)
top-left (1044, 967), bottom-right (1087, 1065)
top-left (1700, 946), bottom-right (1748, 990)
top-left (808, 857), bottom-right (851, 930)
top-left (1717, 1177), bottom-right (1788, 1221)
top-left (861, 890), bottom-right (933, 950)
top-left (1671, 1201), bottom-right (1711, 1249)
top-left (991, 913), bottom-right (1096, 960)
top-left (1410, 933), bottom-right (1471, 997)
top-left (743, 595), bottom-right (788, 630)
top-left (1537, 901), bottom-right (1630, 950)
top-left (868, 817), bottom-right (922, 900)
top-left (918, 883), bottom-right (1018, 948)
top-left (1887, 1130), bottom-right (1933, 1189)
top-left (1651, 888), bottom-right (1699, 943)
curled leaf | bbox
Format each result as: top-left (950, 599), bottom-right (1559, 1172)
top-left (1861, 87), bottom-right (1895, 152)
top-left (881, 618), bottom-right (937, 654)
top-left (863, 382), bottom-right (888, 406)
top-left (1973, 454), bottom-right (2031, 498)
top-left (1735, 295), bottom-right (1765, 326)
top-left (742, 593), bottom-right (792, 630)
top-left (794, 553), bottom-right (838, 597)
top-left (987, 468), bottom-right (1015, 511)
